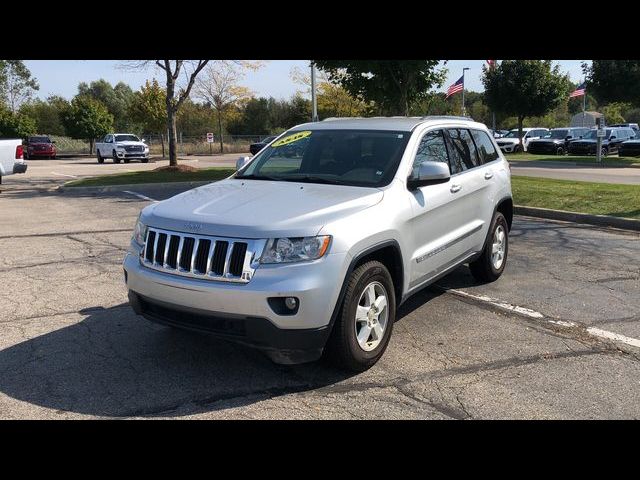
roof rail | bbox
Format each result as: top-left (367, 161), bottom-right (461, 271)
top-left (321, 115), bottom-right (475, 122)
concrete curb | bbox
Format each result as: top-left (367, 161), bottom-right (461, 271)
top-left (57, 180), bottom-right (212, 195)
top-left (515, 205), bottom-right (640, 232)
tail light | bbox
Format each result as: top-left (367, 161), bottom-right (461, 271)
top-left (15, 145), bottom-right (24, 159)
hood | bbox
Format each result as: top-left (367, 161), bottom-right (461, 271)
top-left (572, 139), bottom-right (603, 145)
top-left (622, 139), bottom-right (640, 144)
top-left (142, 178), bottom-right (384, 238)
top-left (116, 140), bottom-right (146, 146)
top-left (497, 138), bottom-right (520, 145)
top-left (29, 142), bottom-right (54, 146)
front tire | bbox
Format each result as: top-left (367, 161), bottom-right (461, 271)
top-left (469, 212), bottom-right (509, 283)
top-left (325, 260), bottom-right (396, 372)
top-left (112, 150), bottom-right (121, 164)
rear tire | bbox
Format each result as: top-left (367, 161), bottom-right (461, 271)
top-left (469, 212), bottom-right (509, 283)
top-left (141, 158), bottom-right (149, 163)
top-left (97, 151), bottom-right (104, 164)
top-left (324, 260), bottom-right (396, 372)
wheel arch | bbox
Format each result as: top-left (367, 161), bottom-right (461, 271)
top-left (327, 240), bottom-right (404, 333)
top-left (496, 196), bottom-right (513, 231)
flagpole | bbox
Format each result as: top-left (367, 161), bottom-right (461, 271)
top-left (462, 67), bottom-right (469, 116)
top-left (582, 82), bottom-right (586, 128)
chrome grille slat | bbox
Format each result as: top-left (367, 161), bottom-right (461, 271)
top-left (140, 227), bottom-right (265, 284)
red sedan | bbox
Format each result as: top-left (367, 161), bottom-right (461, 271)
top-left (25, 135), bottom-right (57, 159)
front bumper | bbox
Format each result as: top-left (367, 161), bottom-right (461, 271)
top-left (123, 247), bottom-right (349, 363)
top-left (619, 146), bottom-right (640, 157)
top-left (13, 162), bottom-right (27, 174)
top-left (497, 143), bottom-right (517, 153)
top-left (116, 150), bottom-right (149, 159)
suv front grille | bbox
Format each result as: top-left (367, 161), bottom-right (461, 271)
top-left (141, 227), bottom-right (265, 283)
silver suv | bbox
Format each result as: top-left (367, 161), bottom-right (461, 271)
top-left (124, 117), bottom-right (513, 371)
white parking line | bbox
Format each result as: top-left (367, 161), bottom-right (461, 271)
top-left (440, 287), bottom-right (544, 319)
top-left (52, 171), bottom-right (78, 178)
top-left (586, 328), bottom-right (640, 348)
top-left (438, 286), bottom-right (640, 350)
top-left (122, 190), bottom-right (158, 202)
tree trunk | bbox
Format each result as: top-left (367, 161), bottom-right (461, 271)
top-left (517, 116), bottom-right (524, 152)
top-left (89, 138), bottom-right (94, 155)
top-left (217, 112), bottom-right (224, 154)
top-left (160, 133), bottom-right (165, 158)
top-left (167, 110), bottom-right (178, 166)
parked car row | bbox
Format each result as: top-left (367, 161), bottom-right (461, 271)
top-left (494, 125), bottom-right (640, 156)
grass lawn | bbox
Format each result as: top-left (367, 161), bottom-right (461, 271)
top-left (506, 153), bottom-right (640, 166)
top-left (65, 167), bottom-right (236, 187)
top-left (512, 176), bottom-right (640, 219)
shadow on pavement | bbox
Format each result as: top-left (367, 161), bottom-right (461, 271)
top-left (0, 278), bottom-right (447, 418)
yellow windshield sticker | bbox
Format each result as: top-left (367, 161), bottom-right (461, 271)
top-left (271, 130), bottom-right (312, 147)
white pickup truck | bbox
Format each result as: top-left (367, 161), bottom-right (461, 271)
top-left (0, 139), bottom-right (27, 188)
top-left (95, 133), bottom-right (150, 164)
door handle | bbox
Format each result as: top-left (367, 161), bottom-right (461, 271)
top-left (484, 172), bottom-right (494, 180)
top-left (450, 184), bottom-right (462, 193)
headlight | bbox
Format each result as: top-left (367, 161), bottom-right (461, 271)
top-left (133, 216), bottom-right (147, 245)
top-left (260, 236), bottom-right (331, 264)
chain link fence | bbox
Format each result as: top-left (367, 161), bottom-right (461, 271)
top-left (49, 134), bottom-right (270, 156)
top-left (143, 134), bottom-right (270, 156)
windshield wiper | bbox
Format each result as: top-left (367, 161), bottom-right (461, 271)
top-left (280, 175), bottom-right (349, 185)
top-left (235, 174), bottom-right (282, 181)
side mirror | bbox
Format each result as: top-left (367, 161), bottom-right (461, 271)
top-left (141, 138), bottom-right (146, 143)
top-left (236, 156), bottom-right (252, 171)
top-left (52, 140), bottom-right (56, 144)
top-left (407, 161), bottom-right (451, 190)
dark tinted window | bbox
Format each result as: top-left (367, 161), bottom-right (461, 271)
top-left (471, 129), bottom-right (499, 163)
top-left (444, 128), bottom-right (479, 173)
top-left (413, 130), bottom-right (450, 177)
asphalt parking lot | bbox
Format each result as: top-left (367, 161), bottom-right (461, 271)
top-left (1, 157), bottom-right (639, 419)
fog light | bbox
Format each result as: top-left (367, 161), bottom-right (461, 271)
top-left (285, 297), bottom-right (298, 310)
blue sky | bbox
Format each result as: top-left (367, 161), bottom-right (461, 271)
top-left (24, 60), bottom-right (589, 101)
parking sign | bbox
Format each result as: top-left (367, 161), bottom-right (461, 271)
top-left (206, 133), bottom-right (214, 143)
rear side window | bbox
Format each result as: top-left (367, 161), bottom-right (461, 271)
top-left (444, 128), bottom-right (480, 173)
top-left (412, 129), bottom-right (450, 177)
top-left (470, 130), bottom-right (499, 164)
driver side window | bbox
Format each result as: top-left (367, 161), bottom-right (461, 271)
top-left (412, 130), bottom-right (450, 178)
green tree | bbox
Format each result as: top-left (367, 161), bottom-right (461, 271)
top-left (313, 60), bottom-right (447, 116)
top-left (19, 96), bottom-right (68, 135)
top-left (0, 60), bottom-right (39, 112)
top-left (129, 79), bottom-right (167, 156)
top-left (602, 102), bottom-right (628, 124)
top-left (482, 60), bottom-right (571, 149)
top-left (78, 79), bottom-right (136, 131)
top-left (582, 61), bottom-right (640, 106)
top-left (0, 107), bottom-right (37, 138)
top-left (61, 96), bottom-right (113, 154)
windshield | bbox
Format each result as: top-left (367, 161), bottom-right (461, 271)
top-left (115, 134), bottom-right (140, 142)
top-left (583, 129), bottom-right (612, 140)
top-left (547, 130), bottom-right (569, 139)
top-left (29, 136), bottom-right (51, 143)
top-left (236, 129), bottom-right (411, 187)
top-left (504, 130), bottom-right (522, 138)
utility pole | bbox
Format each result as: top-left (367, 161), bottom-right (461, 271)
top-left (461, 67), bottom-right (469, 116)
top-left (311, 61), bottom-right (318, 122)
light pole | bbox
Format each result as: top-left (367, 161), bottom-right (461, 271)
top-left (310, 61), bottom-right (318, 122)
top-left (461, 67), bottom-right (470, 116)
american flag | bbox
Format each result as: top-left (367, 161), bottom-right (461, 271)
top-left (446, 75), bottom-right (464, 99)
top-left (569, 82), bottom-right (586, 98)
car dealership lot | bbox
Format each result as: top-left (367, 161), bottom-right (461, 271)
top-left (1, 162), bottom-right (639, 419)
